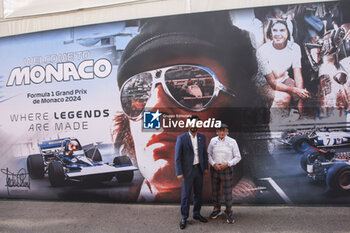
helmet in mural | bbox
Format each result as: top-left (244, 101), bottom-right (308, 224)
top-left (68, 141), bottom-right (79, 152)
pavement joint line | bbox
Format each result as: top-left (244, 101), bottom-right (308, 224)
top-left (259, 177), bottom-right (293, 204)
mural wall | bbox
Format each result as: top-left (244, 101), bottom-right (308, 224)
top-left (1, 1), bottom-right (350, 204)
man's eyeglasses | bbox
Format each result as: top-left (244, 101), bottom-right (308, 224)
top-left (120, 64), bottom-right (235, 120)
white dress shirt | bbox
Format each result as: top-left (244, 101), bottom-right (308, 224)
top-left (208, 135), bottom-right (241, 167)
top-left (189, 132), bottom-right (199, 165)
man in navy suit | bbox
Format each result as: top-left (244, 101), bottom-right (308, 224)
top-left (175, 116), bottom-right (208, 230)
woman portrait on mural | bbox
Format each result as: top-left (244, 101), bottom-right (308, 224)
top-left (111, 11), bottom-right (268, 202)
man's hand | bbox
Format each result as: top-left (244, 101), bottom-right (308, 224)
top-left (232, 178), bottom-right (257, 202)
top-left (204, 169), bottom-right (209, 175)
top-left (213, 163), bottom-right (221, 171)
top-left (220, 163), bottom-right (229, 170)
top-left (214, 163), bottom-right (228, 171)
top-left (293, 87), bottom-right (311, 99)
top-left (177, 175), bottom-right (183, 181)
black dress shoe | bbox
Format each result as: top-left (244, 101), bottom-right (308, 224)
top-left (193, 215), bottom-right (208, 223)
top-left (180, 219), bottom-right (187, 229)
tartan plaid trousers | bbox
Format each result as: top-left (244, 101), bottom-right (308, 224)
top-left (210, 166), bottom-right (233, 213)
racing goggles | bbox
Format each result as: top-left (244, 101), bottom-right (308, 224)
top-left (120, 64), bottom-right (235, 120)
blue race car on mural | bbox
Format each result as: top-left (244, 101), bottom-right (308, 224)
top-left (300, 147), bottom-right (350, 193)
top-left (281, 127), bottom-right (350, 152)
top-left (26, 138), bottom-right (137, 187)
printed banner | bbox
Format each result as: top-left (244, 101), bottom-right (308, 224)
top-left (1, 1), bottom-right (350, 204)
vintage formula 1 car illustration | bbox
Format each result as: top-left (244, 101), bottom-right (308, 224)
top-left (280, 127), bottom-right (350, 152)
top-left (300, 147), bottom-right (350, 193)
top-left (26, 138), bottom-right (137, 187)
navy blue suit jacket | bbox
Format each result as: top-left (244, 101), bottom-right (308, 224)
top-left (175, 132), bottom-right (208, 178)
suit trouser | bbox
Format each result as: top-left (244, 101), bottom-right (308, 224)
top-left (211, 166), bottom-right (233, 214)
top-left (181, 166), bottom-right (203, 220)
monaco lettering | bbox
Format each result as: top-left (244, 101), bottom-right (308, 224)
top-left (6, 59), bottom-right (112, 86)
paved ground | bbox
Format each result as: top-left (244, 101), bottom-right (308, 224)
top-left (0, 200), bottom-right (350, 233)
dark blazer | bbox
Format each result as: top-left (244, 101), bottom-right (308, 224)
top-left (175, 132), bottom-right (208, 178)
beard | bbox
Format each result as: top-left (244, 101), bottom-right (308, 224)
top-left (189, 127), bottom-right (198, 133)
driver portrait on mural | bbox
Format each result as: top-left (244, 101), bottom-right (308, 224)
top-left (256, 19), bottom-right (311, 122)
top-left (112, 11), bottom-right (263, 202)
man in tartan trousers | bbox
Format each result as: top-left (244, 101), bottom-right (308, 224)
top-left (207, 123), bottom-right (241, 224)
